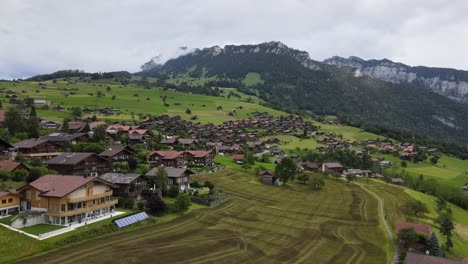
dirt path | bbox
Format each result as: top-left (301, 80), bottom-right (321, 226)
top-left (355, 182), bottom-right (399, 264)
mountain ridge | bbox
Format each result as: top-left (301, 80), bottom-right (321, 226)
top-left (323, 56), bottom-right (468, 102)
top-left (138, 41), bottom-right (468, 144)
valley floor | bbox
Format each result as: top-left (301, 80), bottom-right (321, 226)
top-left (16, 169), bottom-right (392, 264)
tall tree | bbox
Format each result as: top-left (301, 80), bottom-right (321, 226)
top-left (93, 126), bottom-right (107, 142)
top-left (275, 157), bottom-right (297, 183)
top-left (427, 232), bottom-right (441, 256)
top-left (61, 118), bottom-right (70, 133)
top-left (5, 107), bottom-right (25, 135)
top-left (151, 166), bottom-right (168, 194)
top-left (309, 174), bottom-right (325, 190)
top-left (26, 106), bottom-right (40, 138)
top-left (436, 211), bottom-right (455, 251)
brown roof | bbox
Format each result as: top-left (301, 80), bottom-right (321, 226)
top-left (232, 154), bottom-right (244, 160)
top-left (186, 150), bottom-right (211, 158)
top-left (145, 167), bottom-right (192, 178)
top-left (24, 175), bottom-right (97, 198)
top-left (0, 189), bottom-right (18, 199)
top-left (405, 251), bottom-right (462, 264)
top-left (14, 139), bottom-right (49, 149)
top-left (147, 151), bottom-right (184, 160)
top-left (44, 152), bottom-right (108, 165)
top-left (322, 162), bottom-right (343, 168)
top-left (0, 161), bottom-right (27, 172)
top-left (396, 222), bottom-right (431, 237)
top-left (259, 170), bottom-right (275, 177)
top-left (68, 121), bottom-right (87, 130)
top-left (99, 145), bottom-right (134, 157)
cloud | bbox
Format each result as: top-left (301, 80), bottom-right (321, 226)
top-left (1, 0), bottom-right (467, 79)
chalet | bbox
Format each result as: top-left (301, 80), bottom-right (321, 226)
top-left (232, 154), bottom-right (245, 164)
top-left (0, 189), bottom-right (20, 216)
top-left (392, 178), bottom-right (405, 185)
top-left (99, 173), bottom-right (147, 199)
top-left (128, 134), bottom-right (147, 144)
top-left (41, 120), bottom-right (61, 129)
top-left (296, 161), bottom-right (319, 173)
top-left (0, 161), bottom-right (29, 173)
top-left (405, 251), bottom-right (465, 264)
top-left (89, 121), bottom-right (107, 130)
top-left (185, 150), bottom-right (214, 166)
top-left (178, 138), bottom-right (196, 148)
top-left (147, 151), bottom-right (186, 167)
top-left (34, 99), bottom-right (50, 106)
top-left (145, 166), bottom-right (192, 191)
top-left (259, 170), bottom-right (276, 185)
top-left (65, 121), bottom-right (90, 133)
top-left (99, 145), bottom-right (135, 164)
top-left (321, 162), bottom-right (343, 173)
top-left (44, 153), bottom-right (109, 176)
top-left (0, 138), bottom-right (13, 161)
top-left (342, 169), bottom-right (372, 178)
top-left (16, 175), bottom-right (118, 226)
top-left (217, 144), bottom-right (241, 155)
top-left (160, 137), bottom-right (178, 146)
top-left (41, 132), bottom-right (91, 146)
top-left (396, 222), bottom-right (431, 237)
top-left (13, 139), bottom-right (64, 160)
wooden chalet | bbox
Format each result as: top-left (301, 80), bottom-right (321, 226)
top-left (44, 152), bottom-right (109, 176)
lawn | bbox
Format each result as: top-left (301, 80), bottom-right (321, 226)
top-left (21, 224), bottom-right (66, 236)
top-left (20, 169), bottom-right (393, 264)
top-left (360, 179), bottom-right (468, 259)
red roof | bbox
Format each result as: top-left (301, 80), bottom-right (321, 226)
top-left (232, 154), bottom-right (244, 161)
top-left (148, 151), bottom-right (184, 160)
top-left (186, 150), bottom-right (212, 158)
top-left (25, 175), bottom-right (96, 198)
top-left (0, 161), bottom-right (25, 172)
top-left (396, 222), bottom-right (431, 237)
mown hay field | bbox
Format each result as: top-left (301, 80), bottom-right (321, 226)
top-left (18, 169), bottom-right (392, 264)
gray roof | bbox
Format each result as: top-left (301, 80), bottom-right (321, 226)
top-left (145, 166), bottom-right (191, 178)
top-left (323, 162), bottom-right (343, 168)
top-left (99, 145), bottom-right (134, 157)
top-left (44, 152), bottom-right (108, 165)
top-left (41, 133), bottom-right (89, 142)
top-left (14, 139), bottom-right (49, 149)
top-left (99, 173), bottom-right (142, 184)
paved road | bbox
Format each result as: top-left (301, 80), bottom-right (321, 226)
top-left (355, 182), bottom-right (399, 264)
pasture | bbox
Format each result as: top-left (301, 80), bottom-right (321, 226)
top-left (361, 179), bottom-right (468, 259)
top-left (17, 169), bottom-right (392, 264)
top-left (0, 79), bottom-right (283, 124)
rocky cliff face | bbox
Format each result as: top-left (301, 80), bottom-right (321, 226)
top-left (324, 56), bottom-right (468, 102)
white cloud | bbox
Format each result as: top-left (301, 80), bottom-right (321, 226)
top-left (1, 0), bottom-right (467, 79)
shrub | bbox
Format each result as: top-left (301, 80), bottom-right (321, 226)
top-left (174, 193), bottom-right (191, 212)
top-left (168, 185), bottom-right (180, 198)
top-left (147, 194), bottom-right (167, 215)
top-left (12, 169), bottom-right (28, 182)
top-left (0, 171), bottom-right (9, 181)
top-left (204, 181), bottom-right (214, 190)
top-left (191, 180), bottom-right (202, 188)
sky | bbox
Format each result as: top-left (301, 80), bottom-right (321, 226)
top-left (1, 0), bottom-right (468, 79)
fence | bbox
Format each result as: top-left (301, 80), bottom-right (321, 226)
top-left (38, 225), bottom-right (74, 240)
top-left (191, 193), bottom-right (229, 207)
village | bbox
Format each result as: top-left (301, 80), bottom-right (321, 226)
top-left (0, 98), bottom-right (467, 264)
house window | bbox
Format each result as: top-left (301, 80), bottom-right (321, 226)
top-left (61, 204), bottom-right (66, 212)
top-left (8, 198), bottom-right (12, 203)
top-left (1, 199), bottom-right (5, 204)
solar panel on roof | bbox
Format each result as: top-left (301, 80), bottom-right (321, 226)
top-left (115, 212), bottom-right (149, 228)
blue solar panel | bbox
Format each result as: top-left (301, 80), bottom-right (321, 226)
top-left (115, 212), bottom-right (149, 228)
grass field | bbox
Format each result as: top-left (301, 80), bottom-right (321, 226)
top-left (18, 169), bottom-right (393, 264)
top-left (260, 134), bottom-right (324, 151)
top-left (361, 179), bottom-right (468, 259)
top-left (0, 79), bottom-right (283, 124)
top-left (21, 224), bottom-right (65, 236)
top-left (379, 154), bottom-right (468, 189)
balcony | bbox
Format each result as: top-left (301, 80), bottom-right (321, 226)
top-left (67, 191), bottom-right (113, 203)
top-left (47, 199), bottom-right (118, 217)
